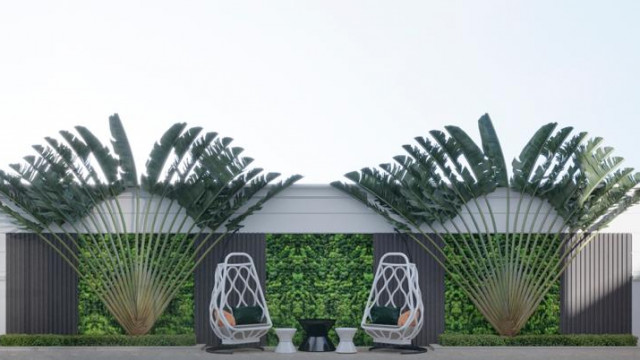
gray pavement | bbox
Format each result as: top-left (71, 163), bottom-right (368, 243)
top-left (0, 346), bottom-right (639, 360)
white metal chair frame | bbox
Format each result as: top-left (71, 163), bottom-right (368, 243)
top-left (361, 252), bottom-right (425, 351)
top-left (209, 252), bottom-right (272, 349)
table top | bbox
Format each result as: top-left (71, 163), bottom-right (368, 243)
top-left (335, 327), bottom-right (357, 331)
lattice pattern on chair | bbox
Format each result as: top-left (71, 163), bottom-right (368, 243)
top-left (209, 252), bottom-right (272, 345)
top-left (361, 252), bottom-right (424, 346)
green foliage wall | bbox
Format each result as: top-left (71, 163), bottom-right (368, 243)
top-left (265, 234), bottom-right (373, 346)
top-left (445, 277), bottom-right (560, 334)
top-left (77, 232), bottom-right (560, 338)
top-left (78, 278), bottom-right (194, 335)
top-left (444, 234), bottom-right (560, 335)
top-left (78, 234), bottom-right (194, 335)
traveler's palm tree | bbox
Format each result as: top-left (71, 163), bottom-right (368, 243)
top-left (332, 115), bottom-right (640, 336)
top-left (0, 114), bottom-right (301, 335)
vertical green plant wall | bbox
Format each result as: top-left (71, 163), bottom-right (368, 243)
top-left (444, 234), bottom-right (560, 335)
top-left (79, 232), bottom-right (558, 338)
top-left (265, 234), bottom-right (373, 346)
top-left (78, 278), bottom-right (194, 335)
top-left (78, 235), bottom-right (195, 335)
top-left (445, 276), bottom-right (559, 335)
top-left (445, 275), bottom-right (560, 335)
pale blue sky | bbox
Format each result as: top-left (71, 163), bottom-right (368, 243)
top-left (0, 1), bottom-right (638, 183)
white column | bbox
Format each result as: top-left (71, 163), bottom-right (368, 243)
top-left (0, 233), bottom-right (6, 335)
top-left (633, 276), bottom-right (640, 341)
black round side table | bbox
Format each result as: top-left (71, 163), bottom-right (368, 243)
top-left (298, 318), bottom-right (336, 352)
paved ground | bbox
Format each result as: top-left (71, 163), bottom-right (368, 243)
top-left (0, 346), bottom-right (638, 360)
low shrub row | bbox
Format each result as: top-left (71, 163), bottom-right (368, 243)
top-left (439, 333), bottom-right (638, 346)
top-left (2, 333), bottom-right (636, 347)
top-left (0, 334), bottom-right (196, 347)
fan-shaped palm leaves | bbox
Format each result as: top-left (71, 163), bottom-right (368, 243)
top-left (332, 114), bottom-right (640, 336)
top-left (0, 114), bottom-right (301, 335)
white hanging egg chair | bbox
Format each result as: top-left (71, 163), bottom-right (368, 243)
top-left (208, 252), bottom-right (272, 353)
top-left (361, 252), bottom-right (427, 353)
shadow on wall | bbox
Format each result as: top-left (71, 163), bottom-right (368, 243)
top-left (561, 277), bottom-right (632, 334)
top-left (561, 234), bottom-right (632, 334)
top-left (6, 234), bottom-right (78, 335)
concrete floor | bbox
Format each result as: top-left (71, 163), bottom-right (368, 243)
top-left (0, 346), bottom-right (639, 360)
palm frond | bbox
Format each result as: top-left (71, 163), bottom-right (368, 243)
top-left (479, 114), bottom-right (508, 187)
top-left (109, 114), bottom-right (138, 187)
top-left (333, 114), bottom-right (640, 337)
top-left (141, 122), bottom-right (187, 190)
top-left (0, 114), bottom-right (300, 336)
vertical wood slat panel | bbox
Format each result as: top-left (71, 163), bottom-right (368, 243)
top-left (373, 233), bottom-right (445, 346)
top-left (194, 233), bottom-right (266, 346)
top-left (4, 231), bottom-right (632, 337)
top-left (560, 233), bottom-right (632, 334)
top-left (6, 233), bottom-right (78, 334)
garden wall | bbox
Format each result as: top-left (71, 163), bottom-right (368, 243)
top-left (4, 232), bottom-right (633, 346)
top-left (561, 233), bottom-right (632, 334)
top-left (0, 185), bottom-right (638, 339)
top-left (6, 234), bottom-right (77, 334)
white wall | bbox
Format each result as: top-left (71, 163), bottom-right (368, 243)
top-left (61, 191), bottom-right (202, 234)
top-left (238, 184), bottom-right (394, 233)
top-left (0, 184), bottom-right (638, 336)
top-left (239, 186), bottom-right (565, 234)
top-left (0, 233), bottom-right (5, 335)
top-left (605, 198), bottom-right (640, 339)
top-left (0, 214), bottom-right (16, 335)
top-left (631, 279), bottom-right (639, 340)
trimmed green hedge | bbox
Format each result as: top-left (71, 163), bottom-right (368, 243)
top-left (439, 333), bottom-right (638, 346)
top-left (265, 234), bottom-right (373, 346)
top-left (0, 334), bottom-right (196, 346)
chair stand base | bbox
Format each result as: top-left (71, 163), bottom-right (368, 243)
top-left (205, 344), bottom-right (265, 354)
top-left (369, 343), bottom-right (429, 355)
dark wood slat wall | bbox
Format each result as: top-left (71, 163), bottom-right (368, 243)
top-left (4, 232), bottom-right (633, 340)
top-left (193, 233), bottom-right (266, 346)
top-left (6, 233), bottom-right (78, 334)
top-left (373, 233), bottom-right (445, 346)
top-left (560, 233), bottom-right (632, 334)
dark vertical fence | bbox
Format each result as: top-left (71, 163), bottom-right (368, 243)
top-left (6, 233), bottom-right (78, 334)
top-left (561, 233), bottom-right (632, 334)
top-left (4, 231), bottom-right (632, 339)
top-left (193, 233), bottom-right (266, 346)
top-left (373, 233), bottom-right (445, 346)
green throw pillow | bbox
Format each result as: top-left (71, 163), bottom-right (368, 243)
top-left (370, 305), bottom-right (400, 325)
top-left (232, 306), bottom-right (263, 325)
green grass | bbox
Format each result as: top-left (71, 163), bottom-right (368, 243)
top-left (0, 334), bottom-right (196, 346)
top-left (439, 333), bottom-right (638, 346)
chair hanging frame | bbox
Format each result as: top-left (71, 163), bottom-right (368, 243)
top-left (207, 252), bottom-right (272, 353)
top-left (361, 252), bottom-right (427, 354)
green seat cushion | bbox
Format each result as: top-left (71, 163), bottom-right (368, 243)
top-left (232, 306), bottom-right (264, 325)
top-left (370, 305), bottom-right (400, 325)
